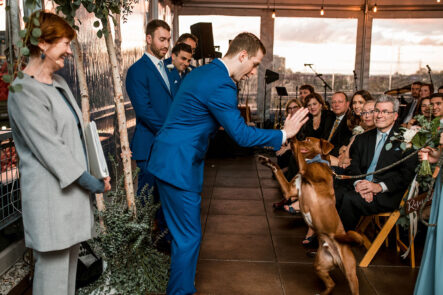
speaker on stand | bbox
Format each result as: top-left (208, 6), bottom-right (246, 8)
top-left (190, 22), bottom-right (216, 64)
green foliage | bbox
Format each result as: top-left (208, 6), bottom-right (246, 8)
top-left (78, 173), bottom-right (170, 295)
top-left (2, 0), bottom-right (40, 91)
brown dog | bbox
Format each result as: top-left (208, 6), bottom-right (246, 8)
top-left (259, 137), bottom-right (362, 295)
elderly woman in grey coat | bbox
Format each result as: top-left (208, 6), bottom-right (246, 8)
top-left (7, 11), bottom-right (111, 295)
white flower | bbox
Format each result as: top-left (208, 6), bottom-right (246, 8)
top-left (187, 67), bottom-right (192, 72)
top-left (352, 125), bottom-right (364, 136)
top-left (166, 64), bottom-right (174, 71)
top-left (403, 128), bottom-right (419, 143)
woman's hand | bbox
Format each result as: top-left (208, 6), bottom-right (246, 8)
top-left (103, 176), bottom-right (111, 192)
top-left (419, 147), bottom-right (440, 164)
top-left (276, 143), bottom-right (290, 156)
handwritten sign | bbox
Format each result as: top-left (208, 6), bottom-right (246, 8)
top-left (405, 192), bottom-right (433, 214)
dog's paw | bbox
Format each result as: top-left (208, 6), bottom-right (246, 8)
top-left (257, 155), bottom-right (271, 165)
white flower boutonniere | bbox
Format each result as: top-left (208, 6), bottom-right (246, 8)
top-left (187, 67), bottom-right (192, 73)
top-left (166, 64), bottom-right (174, 72)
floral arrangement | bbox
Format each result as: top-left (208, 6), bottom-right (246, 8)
top-left (386, 115), bottom-right (441, 177)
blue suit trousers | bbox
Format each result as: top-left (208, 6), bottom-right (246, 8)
top-left (156, 178), bottom-right (202, 295)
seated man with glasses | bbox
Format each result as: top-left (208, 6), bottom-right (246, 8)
top-left (335, 95), bottom-right (418, 231)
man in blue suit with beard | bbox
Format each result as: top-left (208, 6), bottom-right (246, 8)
top-left (126, 20), bottom-right (177, 194)
top-left (148, 33), bottom-right (309, 295)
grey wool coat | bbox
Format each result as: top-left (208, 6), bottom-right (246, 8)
top-left (8, 73), bottom-right (95, 252)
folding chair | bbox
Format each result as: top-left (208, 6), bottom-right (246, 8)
top-left (357, 190), bottom-right (416, 268)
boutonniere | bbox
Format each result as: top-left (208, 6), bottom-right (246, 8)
top-left (187, 67), bottom-right (192, 73)
top-left (166, 64), bottom-right (174, 72)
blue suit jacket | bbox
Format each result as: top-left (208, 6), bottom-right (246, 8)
top-left (125, 54), bottom-right (175, 161)
top-left (148, 59), bottom-right (282, 192)
top-left (163, 57), bottom-right (182, 94)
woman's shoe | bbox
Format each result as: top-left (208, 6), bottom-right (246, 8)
top-left (273, 199), bottom-right (290, 210)
top-left (284, 202), bottom-right (301, 215)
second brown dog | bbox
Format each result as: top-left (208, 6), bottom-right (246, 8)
top-left (259, 137), bottom-right (362, 295)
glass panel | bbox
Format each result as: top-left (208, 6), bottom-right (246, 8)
top-left (273, 17), bottom-right (358, 118)
top-left (369, 19), bottom-right (443, 96)
top-left (179, 15), bottom-right (260, 113)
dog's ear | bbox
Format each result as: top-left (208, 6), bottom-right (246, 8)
top-left (320, 139), bottom-right (334, 155)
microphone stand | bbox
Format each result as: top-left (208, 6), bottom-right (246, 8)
top-left (306, 64), bottom-right (332, 101)
top-left (353, 70), bottom-right (358, 92)
top-left (426, 65), bottom-right (434, 90)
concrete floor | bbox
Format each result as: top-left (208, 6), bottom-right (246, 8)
top-left (195, 155), bottom-right (421, 295)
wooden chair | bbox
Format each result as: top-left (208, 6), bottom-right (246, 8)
top-left (357, 191), bottom-right (416, 268)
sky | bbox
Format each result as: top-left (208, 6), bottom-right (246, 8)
top-left (180, 15), bottom-right (443, 76)
top-left (2, 3), bottom-right (442, 76)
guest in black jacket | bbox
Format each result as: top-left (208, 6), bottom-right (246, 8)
top-left (322, 91), bottom-right (353, 157)
top-left (336, 95), bottom-right (418, 230)
top-left (302, 93), bottom-right (335, 139)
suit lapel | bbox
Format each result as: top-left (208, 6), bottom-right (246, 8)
top-left (142, 54), bottom-right (172, 97)
top-left (376, 128), bottom-right (395, 169)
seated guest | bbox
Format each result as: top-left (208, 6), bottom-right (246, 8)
top-left (405, 97), bottom-right (432, 128)
top-left (299, 84), bottom-right (315, 105)
top-left (276, 99), bottom-right (303, 170)
top-left (399, 81), bottom-right (422, 124)
top-left (322, 91), bottom-right (353, 157)
top-left (332, 100), bottom-right (376, 168)
top-left (337, 95), bottom-right (418, 230)
top-left (430, 93), bottom-right (443, 119)
top-left (302, 92), bottom-right (335, 139)
top-left (420, 83), bottom-right (434, 99)
top-left (347, 90), bottom-right (373, 130)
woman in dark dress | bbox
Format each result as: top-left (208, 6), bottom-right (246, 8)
top-left (302, 92), bottom-right (334, 138)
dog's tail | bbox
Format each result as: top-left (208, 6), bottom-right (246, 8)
top-left (334, 231), bottom-right (364, 246)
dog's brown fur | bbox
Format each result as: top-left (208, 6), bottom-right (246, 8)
top-left (259, 137), bottom-right (363, 295)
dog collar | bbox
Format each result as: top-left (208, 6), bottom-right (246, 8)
top-left (306, 154), bottom-right (330, 166)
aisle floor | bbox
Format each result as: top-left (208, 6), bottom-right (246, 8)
top-left (195, 155), bottom-right (421, 295)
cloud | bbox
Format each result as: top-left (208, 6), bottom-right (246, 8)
top-left (275, 18), bottom-right (357, 44)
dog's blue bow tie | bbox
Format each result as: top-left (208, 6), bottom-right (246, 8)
top-left (306, 154), bottom-right (330, 166)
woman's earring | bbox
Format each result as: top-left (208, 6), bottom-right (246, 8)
top-left (40, 51), bottom-right (46, 60)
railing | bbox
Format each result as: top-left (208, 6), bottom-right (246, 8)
top-left (0, 105), bottom-right (136, 230)
top-left (0, 131), bottom-right (20, 230)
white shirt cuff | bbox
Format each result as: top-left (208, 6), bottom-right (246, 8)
top-left (281, 130), bottom-right (287, 145)
top-left (379, 182), bottom-right (388, 193)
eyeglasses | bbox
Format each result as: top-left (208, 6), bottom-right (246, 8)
top-left (361, 110), bottom-right (374, 116)
top-left (374, 109), bottom-right (396, 115)
top-left (287, 106), bottom-right (300, 111)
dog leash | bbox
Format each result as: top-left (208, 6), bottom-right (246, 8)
top-left (332, 148), bottom-right (420, 180)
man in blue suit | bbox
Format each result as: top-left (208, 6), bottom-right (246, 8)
top-left (148, 33), bottom-right (309, 295)
top-left (164, 43), bottom-right (193, 91)
top-left (164, 33), bottom-right (198, 78)
top-left (125, 20), bottom-right (175, 194)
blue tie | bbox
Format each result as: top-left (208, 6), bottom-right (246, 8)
top-left (366, 133), bottom-right (387, 181)
top-left (158, 60), bottom-right (170, 91)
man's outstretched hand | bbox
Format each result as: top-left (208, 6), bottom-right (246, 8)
top-left (283, 108), bottom-right (309, 139)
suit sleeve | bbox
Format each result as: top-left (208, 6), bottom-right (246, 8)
top-left (382, 148), bottom-right (418, 193)
top-left (347, 134), bottom-right (365, 178)
top-left (125, 66), bottom-right (164, 133)
top-left (8, 87), bottom-right (85, 189)
top-left (207, 82), bottom-right (282, 150)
